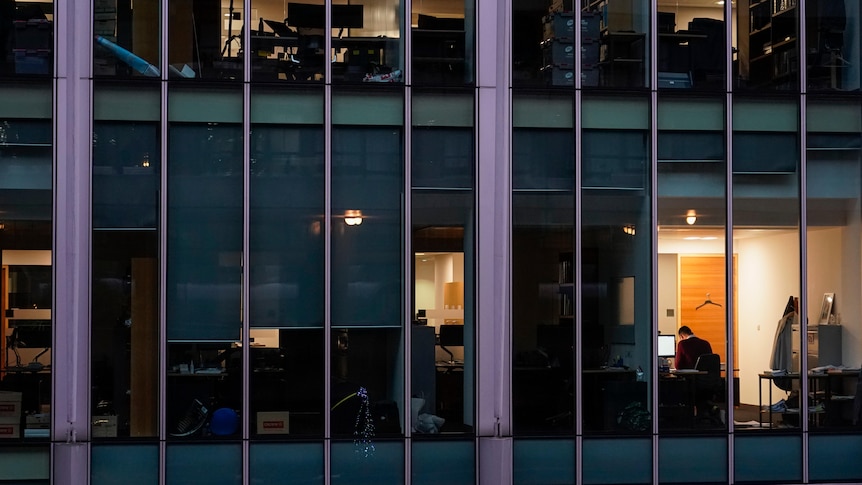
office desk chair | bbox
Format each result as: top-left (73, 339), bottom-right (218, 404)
top-left (694, 353), bottom-right (723, 425)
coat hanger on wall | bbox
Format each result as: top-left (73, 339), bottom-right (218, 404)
top-left (696, 293), bottom-right (722, 310)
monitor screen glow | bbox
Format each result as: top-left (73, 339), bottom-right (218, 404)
top-left (657, 334), bottom-right (676, 358)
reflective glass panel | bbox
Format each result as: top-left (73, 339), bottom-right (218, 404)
top-left (411, 92), bottom-right (474, 438)
top-left (332, 0), bottom-right (403, 84)
top-left (93, 0), bottom-right (160, 79)
top-left (805, 99), bottom-right (861, 431)
top-left (805, 1), bottom-right (857, 92)
top-left (731, 98), bottom-right (801, 432)
top-left (656, 97), bottom-right (728, 433)
top-left (0, 87), bottom-right (53, 442)
top-left (581, 96), bottom-right (650, 435)
top-left (411, 0), bottom-right (473, 85)
top-left (1, 1), bottom-right (53, 78)
top-left (656, 1), bottom-right (726, 90)
top-left (737, 0), bottom-right (799, 91)
top-left (511, 92), bottom-right (575, 436)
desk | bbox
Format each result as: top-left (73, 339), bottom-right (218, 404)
top-left (659, 370), bottom-right (707, 428)
top-left (759, 370), bottom-right (859, 428)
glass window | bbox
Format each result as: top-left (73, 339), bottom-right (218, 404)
top-left (411, 0), bottom-right (473, 85)
top-left (511, 92), bottom-right (574, 436)
top-left (411, 92), bottom-right (475, 445)
top-left (656, 1), bottom-right (726, 90)
top-left (0, 0), bottom-right (53, 78)
top-left (731, 99), bottom-right (802, 445)
top-left (656, 96), bottom-right (728, 433)
top-left (93, 0), bottom-right (160, 79)
top-left (806, 0), bottom-right (858, 92)
top-left (513, 0), bottom-right (649, 88)
top-left (249, 88), bottom-right (325, 438)
top-left (0, 105), bottom-right (53, 445)
top-left (168, 0), bottom-right (239, 80)
top-left (805, 99), bottom-right (861, 432)
top-left (331, 91), bottom-right (404, 444)
top-left (737, 0), bottom-right (799, 91)
top-left (166, 89), bottom-right (243, 440)
top-left (580, 95), bottom-right (650, 435)
top-left (333, 0), bottom-right (403, 84)
top-left (91, 87), bottom-right (161, 443)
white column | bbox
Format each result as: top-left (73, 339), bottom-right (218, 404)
top-left (52, 0), bottom-right (93, 483)
top-left (476, 0), bottom-right (513, 482)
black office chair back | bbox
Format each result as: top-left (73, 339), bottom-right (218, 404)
top-left (694, 353), bottom-right (722, 396)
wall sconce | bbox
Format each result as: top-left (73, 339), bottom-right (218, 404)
top-left (623, 224), bottom-right (635, 236)
top-left (686, 210), bottom-right (697, 225)
top-left (344, 210), bottom-right (363, 226)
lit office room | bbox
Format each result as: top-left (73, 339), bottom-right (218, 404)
top-left (92, 0), bottom-right (472, 83)
top-left (657, 97), bottom-right (862, 431)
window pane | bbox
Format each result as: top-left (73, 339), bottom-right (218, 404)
top-left (581, 95), bottom-right (650, 435)
top-left (93, 122), bottom-right (160, 228)
top-left (737, 0), bottom-right (799, 91)
top-left (250, 124), bottom-right (324, 327)
top-left (93, 0), bottom-right (160, 79)
top-left (658, 437), bottom-right (727, 483)
top-left (331, 126), bottom-right (403, 327)
top-left (411, 120), bottom-right (474, 435)
top-left (332, 0), bottom-right (403, 84)
top-left (92, 444), bottom-right (159, 485)
top-left (1, 1), bottom-right (53, 78)
top-left (806, 1), bottom-right (857, 92)
top-left (805, 99), bottom-right (861, 432)
top-left (166, 443), bottom-right (242, 485)
top-left (732, 99), bottom-right (800, 433)
top-left (250, 442), bottom-right (324, 484)
top-left (167, 123), bottom-right (243, 341)
top-left (331, 440), bottom-right (404, 485)
top-left (512, 92), bottom-right (574, 436)
top-left (411, 0), bottom-right (473, 85)
top-left (412, 440), bottom-right (474, 485)
top-left (0, 110), bottom-right (53, 442)
top-left (734, 435), bottom-right (801, 482)
top-left (168, 0), bottom-right (237, 81)
top-left (513, 439), bottom-right (575, 485)
top-left (657, 96), bottom-right (728, 434)
top-left (582, 438), bottom-right (651, 484)
top-left (656, 1), bottom-right (725, 90)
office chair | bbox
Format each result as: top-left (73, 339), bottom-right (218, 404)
top-left (694, 353), bottom-right (723, 425)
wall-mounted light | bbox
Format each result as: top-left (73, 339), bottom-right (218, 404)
top-left (623, 224), bottom-right (636, 236)
top-left (686, 210), bottom-right (697, 225)
top-left (344, 210), bottom-right (363, 226)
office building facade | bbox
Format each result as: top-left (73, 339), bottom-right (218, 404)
top-left (1, 0), bottom-right (862, 483)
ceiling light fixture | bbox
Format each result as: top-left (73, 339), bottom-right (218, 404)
top-left (686, 210), bottom-right (697, 225)
top-left (344, 209), bottom-right (363, 226)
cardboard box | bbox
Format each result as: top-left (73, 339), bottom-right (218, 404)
top-left (0, 423), bottom-right (20, 439)
top-left (92, 415), bottom-right (118, 438)
top-left (0, 391), bottom-right (22, 423)
top-left (256, 412), bottom-right (290, 435)
top-left (25, 413), bottom-right (50, 429)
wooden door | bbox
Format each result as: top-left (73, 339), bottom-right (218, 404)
top-left (679, 255), bottom-right (738, 370)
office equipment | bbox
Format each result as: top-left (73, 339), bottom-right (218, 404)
top-left (287, 3), bottom-right (364, 29)
top-left (657, 334), bottom-right (675, 358)
top-left (438, 324), bottom-right (463, 364)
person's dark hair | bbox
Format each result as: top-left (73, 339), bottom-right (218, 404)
top-left (678, 326), bottom-right (693, 337)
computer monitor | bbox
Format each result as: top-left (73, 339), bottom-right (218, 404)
top-left (657, 334), bottom-right (676, 358)
top-left (438, 324), bottom-right (464, 347)
top-left (287, 3), bottom-right (364, 29)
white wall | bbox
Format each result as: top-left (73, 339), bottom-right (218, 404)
top-left (735, 231), bottom-right (800, 404)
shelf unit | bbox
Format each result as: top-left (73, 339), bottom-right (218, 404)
top-left (578, 0), bottom-right (644, 87)
top-left (557, 252), bottom-right (573, 324)
top-left (747, 0), bottom-right (798, 88)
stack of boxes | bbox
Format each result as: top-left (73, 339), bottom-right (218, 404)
top-left (12, 18), bottom-right (52, 75)
top-left (0, 391), bottom-right (22, 439)
top-left (540, 7), bottom-right (601, 87)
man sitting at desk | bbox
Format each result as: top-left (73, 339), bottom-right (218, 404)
top-left (674, 326), bottom-right (712, 369)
